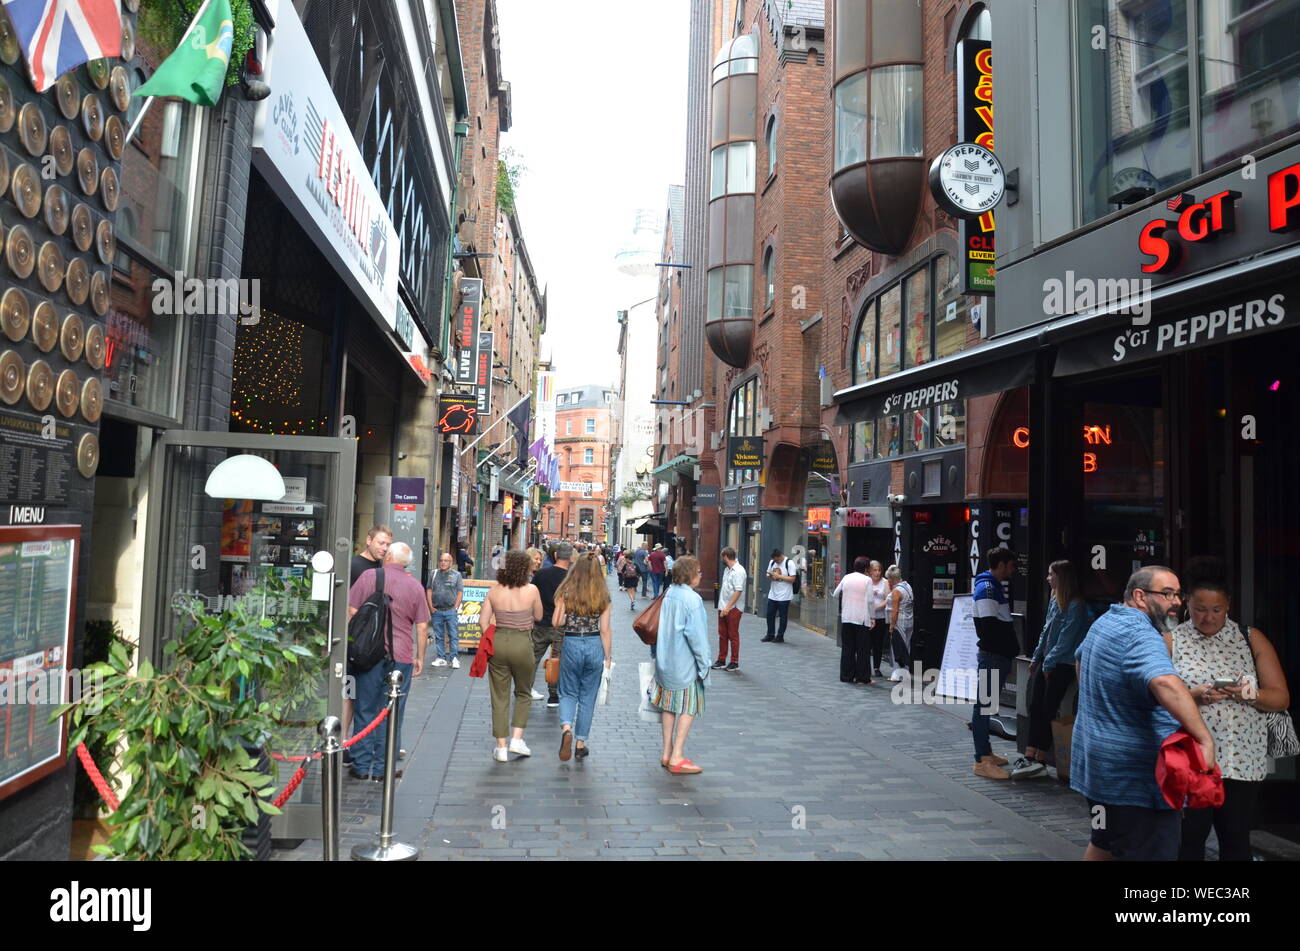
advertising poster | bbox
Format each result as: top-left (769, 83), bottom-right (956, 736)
top-left (220, 499), bottom-right (253, 563)
top-left (457, 580), bottom-right (494, 651)
top-left (936, 595), bottom-right (979, 701)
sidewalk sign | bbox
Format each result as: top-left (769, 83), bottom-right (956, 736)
top-left (457, 580), bottom-right (493, 651)
top-left (936, 594), bottom-right (979, 701)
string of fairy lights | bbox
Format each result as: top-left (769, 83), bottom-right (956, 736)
top-left (231, 308), bottom-right (319, 435)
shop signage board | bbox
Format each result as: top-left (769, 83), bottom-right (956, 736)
top-left (438, 393), bottom-right (479, 435)
top-left (695, 485), bottom-right (720, 508)
top-left (739, 486), bottom-right (761, 515)
top-left (956, 39), bottom-right (996, 295)
top-left (0, 412), bottom-right (76, 507)
top-left (810, 450), bottom-right (837, 474)
top-left (457, 580), bottom-right (493, 651)
top-left (251, 1), bottom-right (400, 339)
top-left (936, 594), bottom-right (980, 701)
top-left (805, 507), bottom-right (831, 532)
top-left (841, 355), bottom-right (1036, 423)
top-left (0, 525), bottom-right (78, 801)
top-left (728, 436), bottom-right (764, 471)
top-left (559, 481), bottom-right (602, 493)
top-left (475, 331), bottom-right (494, 420)
top-left (454, 279), bottom-right (483, 385)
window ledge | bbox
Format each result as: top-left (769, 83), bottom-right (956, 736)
top-left (833, 235), bottom-right (858, 260)
top-left (762, 172), bottom-right (777, 196)
top-left (759, 306), bottom-right (775, 325)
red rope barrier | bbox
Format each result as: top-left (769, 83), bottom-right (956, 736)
top-left (268, 706), bottom-right (390, 761)
top-left (76, 742), bottom-right (120, 812)
top-left (272, 766), bottom-right (308, 809)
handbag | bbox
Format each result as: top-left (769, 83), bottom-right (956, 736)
top-left (544, 655), bottom-right (560, 685)
top-left (637, 661), bottom-right (660, 722)
top-left (633, 591), bottom-right (665, 646)
top-left (597, 661), bottom-right (613, 706)
top-left (1240, 624), bottom-right (1299, 759)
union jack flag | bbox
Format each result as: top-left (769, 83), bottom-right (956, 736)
top-left (2, 0), bottom-right (121, 92)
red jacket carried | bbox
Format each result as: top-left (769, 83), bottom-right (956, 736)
top-left (469, 624), bottom-right (496, 678)
top-left (1156, 731), bottom-right (1225, 810)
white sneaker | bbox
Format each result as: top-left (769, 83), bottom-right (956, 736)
top-left (530, 688), bottom-right (545, 701)
top-left (508, 738), bottom-right (531, 757)
top-left (1011, 757), bottom-right (1048, 779)
top-left (432, 658), bottom-right (448, 668)
top-left (492, 747), bottom-right (509, 762)
top-left (451, 657), bottom-right (460, 669)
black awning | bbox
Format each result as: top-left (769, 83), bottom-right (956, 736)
top-left (834, 332), bottom-right (1041, 425)
top-left (634, 513), bottom-right (667, 534)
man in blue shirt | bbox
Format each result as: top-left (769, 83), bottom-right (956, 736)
top-left (1072, 566), bottom-right (1215, 861)
top-left (971, 547), bottom-right (1020, 779)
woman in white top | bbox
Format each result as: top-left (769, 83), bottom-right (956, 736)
top-left (886, 565), bottom-right (915, 675)
top-left (833, 556), bottom-right (874, 685)
top-left (867, 561), bottom-right (890, 677)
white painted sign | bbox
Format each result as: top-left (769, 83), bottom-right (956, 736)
top-left (936, 595), bottom-right (980, 701)
top-left (559, 481), bottom-right (602, 493)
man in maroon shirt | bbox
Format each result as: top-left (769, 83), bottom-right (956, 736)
top-left (647, 543), bottom-right (668, 598)
top-left (347, 542), bottom-right (429, 781)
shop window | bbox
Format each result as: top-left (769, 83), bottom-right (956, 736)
top-left (903, 268), bottom-right (930, 369)
top-left (726, 376), bottom-right (763, 485)
top-left (853, 300), bottom-right (876, 384)
top-left (876, 415), bottom-right (901, 459)
top-left (877, 284), bottom-right (901, 377)
top-left (851, 256), bottom-right (970, 384)
top-left (908, 407), bottom-right (931, 454)
top-left (934, 401), bottom-right (967, 448)
top-left (934, 254), bottom-right (970, 360)
top-left (851, 419), bottom-right (876, 463)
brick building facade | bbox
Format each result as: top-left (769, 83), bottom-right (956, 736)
top-left (546, 385), bottom-right (615, 545)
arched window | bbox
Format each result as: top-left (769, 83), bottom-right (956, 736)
top-left (726, 376), bottom-right (763, 486)
top-left (763, 246), bottom-right (775, 310)
top-left (765, 113), bottom-right (777, 177)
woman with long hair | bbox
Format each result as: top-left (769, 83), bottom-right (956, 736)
top-left (1013, 559), bottom-right (1089, 779)
top-left (480, 550), bottom-right (544, 761)
top-left (616, 547), bottom-right (640, 609)
top-left (867, 561), bottom-right (890, 676)
top-left (526, 547), bottom-right (545, 579)
top-left (552, 553), bottom-right (613, 760)
top-left (1172, 558), bottom-right (1291, 860)
top-left (653, 556), bottom-right (712, 773)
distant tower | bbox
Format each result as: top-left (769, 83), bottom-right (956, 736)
top-left (614, 209), bottom-right (665, 279)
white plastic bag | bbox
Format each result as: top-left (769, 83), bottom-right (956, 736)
top-left (598, 661), bottom-right (614, 705)
top-left (638, 661), bottom-right (661, 722)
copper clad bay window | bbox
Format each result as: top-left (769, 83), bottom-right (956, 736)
top-left (830, 0), bottom-right (925, 255)
top-left (706, 34), bottom-right (759, 368)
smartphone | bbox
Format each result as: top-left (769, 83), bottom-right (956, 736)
top-left (1212, 677), bottom-right (1238, 689)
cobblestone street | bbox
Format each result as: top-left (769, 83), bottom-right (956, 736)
top-left (275, 579), bottom-right (1095, 861)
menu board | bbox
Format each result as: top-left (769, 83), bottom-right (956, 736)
top-left (0, 526), bottom-right (78, 800)
top-left (936, 595), bottom-right (979, 701)
top-left (457, 580), bottom-right (493, 651)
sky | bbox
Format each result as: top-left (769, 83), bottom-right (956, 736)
top-left (496, 0), bottom-right (690, 391)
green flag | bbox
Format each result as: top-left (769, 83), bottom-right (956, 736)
top-left (133, 0), bottom-right (235, 107)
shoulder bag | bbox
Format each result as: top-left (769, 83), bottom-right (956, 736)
top-left (633, 591), bottom-right (666, 646)
top-left (1240, 624), bottom-right (1299, 759)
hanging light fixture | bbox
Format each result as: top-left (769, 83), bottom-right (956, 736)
top-left (204, 454), bottom-right (287, 501)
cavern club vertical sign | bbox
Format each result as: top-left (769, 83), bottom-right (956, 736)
top-left (957, 39), bottom-right (995, 295)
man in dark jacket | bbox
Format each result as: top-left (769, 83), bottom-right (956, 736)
top-left (530, 542), bottom-right (572, 707)
top-left (971, 547), bottom-right (1019, 780)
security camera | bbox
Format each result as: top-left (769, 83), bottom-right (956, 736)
top-left (889, 493), bottom-right (906, 504)
top-left (835, 507), bottom-right (847, 517)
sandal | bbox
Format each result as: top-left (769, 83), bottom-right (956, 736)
top-left (668, 759), bottom-right (703, 774)
top-left (559, 728), bottom-right (572, 762)
top-left (660, 757), bottom-right (670, 768)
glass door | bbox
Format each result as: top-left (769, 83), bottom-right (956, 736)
top-left (140, 431), bottom-right (356, 840)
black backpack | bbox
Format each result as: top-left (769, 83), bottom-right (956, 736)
top-left (347, 566), bottom-right (393, 673)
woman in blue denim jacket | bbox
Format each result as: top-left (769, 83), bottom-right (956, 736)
top-left (1011, 559), bottom-right (1090, 779)
top-left (652, 555), bottom-right (712, 774)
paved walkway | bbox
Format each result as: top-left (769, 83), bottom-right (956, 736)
top-left (274, 578), bottom-right (1105, 861)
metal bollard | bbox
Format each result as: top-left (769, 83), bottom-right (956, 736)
top-left (319, 716), bottom-right (342, 862)
top-left (351, 670), bottom-right (420, 861)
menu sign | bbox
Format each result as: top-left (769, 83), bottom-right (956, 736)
top-left (457, 580), bottom-right (493, 651)
top-left (0, 525), bottom-right (78, 800)
top-left (0, 412), bottom-right (75, 506)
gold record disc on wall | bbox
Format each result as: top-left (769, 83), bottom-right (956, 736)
top-left (120, 18), bottom-right (136, 61)
top-left (95, 218), bottom-right (114, 264)
top-left (18, 102), bottom-right (46, 156)
top-left (109, 67), bottom-right (130, 113)
top-left (6, 222), bottom-right (34, 278)
top-left (70, 202), bottom-right (92, 251)
top-left (89, 269), bottom-right (109, 316)
top-left (104, 114), bottom-right (124, 160)
top-left (65, 256), bottom-right (88, 305)
top-left (44, 183), bottom-right (68, 235)
top-left (86, 58), bottom-right (109, 90)
top-left (55, 75), bottom-right (80, 120)
top-left (55, 368), bottom-right (78, 417)
top-left (48, 124), bottom-right (74, 176)
top-left (10, 162), bottom-right (40, 217)
top-left (77, 432), bottom-right (99, 478)
top-left (59, 312), bottom-right (83, 362)
top-left (80, 375), bottom-right (101, 422)
top-left (0, 77), bottom-right (13, 133)
top-left (0, 349), bottom-right (22, 404)
top-left (0, 286), bottom-right (28, 342)
top-left (26, 358), bottom-right (52, 411)
top-left (0, 13), bottom-right (19, 66)
top-left (99, 167), bottom-right (119, 212)
top-left (80, 95), bottom-right (103, 142)
top-left (37, 241), bottom-right (64, 293)
top-left (76, 148), bottom-right (98, 195)
top-left (84, 322), bottom-right (104, 370)
top-left (30, 300), bottom-right (56, 352)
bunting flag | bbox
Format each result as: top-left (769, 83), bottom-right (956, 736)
top-left (507, 396), bottom-right (531, 466)
top-left (2, 0), bottom-right (122, 92)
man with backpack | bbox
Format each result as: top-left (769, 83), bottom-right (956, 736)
top-left (762, 548), bottom-right (797, 643)
top-left (347, 542), bottom-right (429, 782)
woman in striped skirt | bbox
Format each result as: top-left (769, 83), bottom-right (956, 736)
top-left (652, 555), bottom-right (712, 774)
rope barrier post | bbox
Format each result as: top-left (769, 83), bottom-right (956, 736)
top-left (318, 716), bottom-right (342, 862)
top-left (351, 670), bottom-right (419, 861)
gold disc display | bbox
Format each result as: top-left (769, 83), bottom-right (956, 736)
top-left (59, 312), bottom-right (83, 362)
top-left (37, 241), bottom-right (64, 293)
top-left (80, 94), bottom-right (103, 142)
top-left (70, 203), bottom-right (93, 251)
top-left (76, 148), bottom-right (98, 195)
top-left (0, 286), bottom-right (28, 342)
top-left (120, 19), bottom-right (136, 61)
top-left (31, 301), bottom-right (56, 352)
top-left (10, 162), bottom-right (40, 217)
top-left (44, 183), bottom-right (68, 235)
top-left (26, 358), bottom-right (52, 411)
top-left (55, 368), bottom-right (78, 417)
top-left (84, 322), bottom-right (105, 370)
top-left (95, 218), bottom-right (114, 264)
top-left (55, 75), bottom-right (79, 120)
top-left (104, 114), bottom-right (124, 160)
top-left (65, 256), bottom-right (88, 305)
top-left (48, 123), bottom-right (74, 176)
top-left (99, 167), bottom-right (119, 212)
top-left (18, 101), bottom-right (46, 156)
top-left (0, 349), bottom-right (22, 405)
top-left (0, 12), bottom-right (19, 66)
top-left (90, 269), bottom-right (109, 316)
top-left (0, 76), bottom-right (13, 133)
top-left (86, 58), bottom-right (109, 90)
top-left (80, 375), bottom-right (101, 422)
top-left (77, 432), bottom-right (100, 478)
top-left (109, 67), bottom-right (130, 112)
top-left (6, 223), bottom-right (34, 278)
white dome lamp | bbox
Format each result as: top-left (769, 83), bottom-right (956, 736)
top-left (204, 454), bottom-right (287, 501)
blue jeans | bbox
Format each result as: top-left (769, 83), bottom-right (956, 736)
top-left (971, 650), bottom-right (1012, 761)
top-left (431, 608), bottom-right (459, 660)
top-left (650, 572), bottom-right (664, 598)
top-left (639, 568), bottom-right (649, 596)
top-left (350, 659), bottom-right (413, 777)
top-left (766, 598), bottom-right (790, 638)
top-left (558, 636), bottom-right (605, 742)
